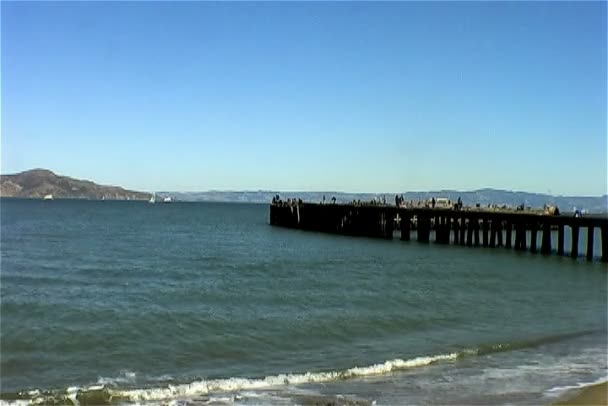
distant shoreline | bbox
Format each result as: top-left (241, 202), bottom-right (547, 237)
top-left (0, 197), bottom-right (268, 204)
top-left (0, 196), bottom-right (150, 202)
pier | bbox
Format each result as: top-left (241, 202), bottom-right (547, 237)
top-left (269, 203), bottom-right (608, 262)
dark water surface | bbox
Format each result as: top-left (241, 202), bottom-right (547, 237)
top-left (1, 199), bottom-right (606, 405)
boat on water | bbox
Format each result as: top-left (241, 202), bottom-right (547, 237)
top-left (149, 193), bottom-right (156, 204)
top-left (43, 194), bottom-right (53, 201)
top-left (163, 196), bottom-right (172, 203)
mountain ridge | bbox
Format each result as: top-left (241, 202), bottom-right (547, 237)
top-left (0, 169), bottom-right (151, 201)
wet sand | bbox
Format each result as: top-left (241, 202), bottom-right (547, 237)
top-left (555, 382), bottom-right (607, 406)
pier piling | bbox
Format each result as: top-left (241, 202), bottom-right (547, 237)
top-left (482, 219), bottom-right (489, 247)
top-left (467, 220), bottom-right (474, 247)
top-left (460, 218), bottom-right (467, 246)
top-left (602, 226), bottom-right (608, 262)
top-left (571, 225), bottom-right (579, 258)
top-left (586, 227), bottom-right (594, 261)
top-left (497, 221), bottom-right (504, 247)
top-left (489, 220), bottom-right (497, 248)
top-left (557, 224), bottom-right (565, 256)
top-left (530, 223), bottom-right (538, 254)
top-left (401, 214), bottom-right (411, 241)
top-left (418, 215), bottom-right (430, 243)
top-left (514, 222), bottom-right (526, 251)
top-left (541, 222), bottom-right (551, 255)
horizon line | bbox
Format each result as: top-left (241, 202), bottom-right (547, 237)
top-left (156, 189), bottom-right (608, 199)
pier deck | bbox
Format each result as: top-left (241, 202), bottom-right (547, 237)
top-left (269, 203), bottom-right (608, 262)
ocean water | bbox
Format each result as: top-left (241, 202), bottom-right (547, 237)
top-left (1, 199), bottom-right (606, 405)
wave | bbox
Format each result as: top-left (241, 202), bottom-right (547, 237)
top-left (97, 371), bottom-right (137, 386)
top-left (0, 353), bottom-right (457, 405)
top-left (117, 353), bottom-right (459, 402)
top-left (544, 376), bottom-right (608, 397)
top-left (2, 330), bottom-right (601, 405)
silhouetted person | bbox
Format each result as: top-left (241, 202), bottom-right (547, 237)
top-left (432, 197), bottom-right (436, 208)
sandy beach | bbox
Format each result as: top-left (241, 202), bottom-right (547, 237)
top-left (555, 382), bottom-right (607, 406)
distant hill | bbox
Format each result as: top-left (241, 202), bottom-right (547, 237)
top-left (159, 189), bottom-right (608, 213)
top-left (0, 169), bottom-right (151, 201)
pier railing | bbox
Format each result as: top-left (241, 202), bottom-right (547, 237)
top-left (269, 203), bottom-right (608, 262)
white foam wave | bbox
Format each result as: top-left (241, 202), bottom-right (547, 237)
top-left (544, 375), bottom-right (608, 397)
top-left (115, 352), bottom-right (458, 401)
top-left (150, 374), bottom-right (175, 382)
top-left (97, 370), bottom-right (137, 385)
top-left (0, 401), bottom-right (29, 406)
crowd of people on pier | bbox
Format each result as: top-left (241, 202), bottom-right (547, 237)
top-left (271, 195), bottom-right (467, 209)
top-left (271, 194), bottom-right (567, 216)
top-left (394, 196), bottom-right (464, 210)
top-left (271, 195), bottom-right (302, 207)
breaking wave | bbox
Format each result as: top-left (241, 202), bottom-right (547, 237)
top-left (1, 330), bottom-right (600, 405)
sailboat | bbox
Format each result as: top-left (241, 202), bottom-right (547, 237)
top-left (149, 192), bottom-right (156, 204)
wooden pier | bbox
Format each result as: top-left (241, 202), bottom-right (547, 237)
top-left (269, 203), bottom-right (608, 262)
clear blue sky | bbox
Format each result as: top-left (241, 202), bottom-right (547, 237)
top-left (2, 1), bottom-right (606, 195)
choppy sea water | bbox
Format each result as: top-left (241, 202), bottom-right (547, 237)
top-left (1, 199), bottom-right (606, 405)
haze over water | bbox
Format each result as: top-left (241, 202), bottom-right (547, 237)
top-left (1, 199), bottom-right (606, 405)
